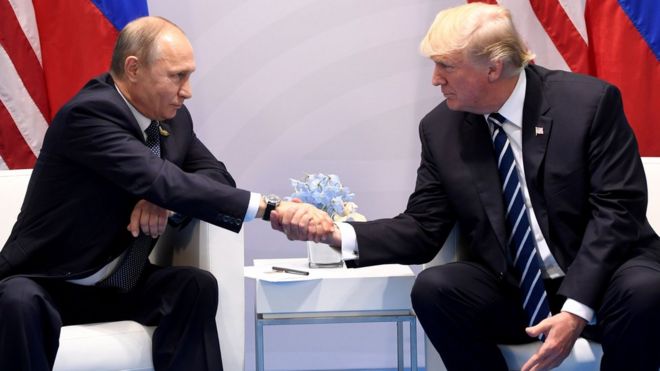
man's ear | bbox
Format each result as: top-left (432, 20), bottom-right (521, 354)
top-left (487, 58), bottom-right (504, 83)
top-left (124, 56), bottom-right (140, 82)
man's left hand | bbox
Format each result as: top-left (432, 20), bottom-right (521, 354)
top-left (127, 199), bottom-right (172, 238)
top-left (521, 312), bottom-right (587, 371)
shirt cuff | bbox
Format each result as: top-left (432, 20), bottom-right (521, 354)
top-left (562, 298), bottom-right (596, 324)
top-left (244, 192), bottom-right (261, 222)
top-left (336, 222), bottom-right (359, 261)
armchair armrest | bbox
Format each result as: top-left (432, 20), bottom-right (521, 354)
top-left (152, 220), bottom-right (245, 371)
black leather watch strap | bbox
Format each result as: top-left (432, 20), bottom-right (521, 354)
top-left (262, 194), bottom-right (281, 221)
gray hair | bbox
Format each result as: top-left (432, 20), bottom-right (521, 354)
top-left (110, 16), bottom-right (183, 78)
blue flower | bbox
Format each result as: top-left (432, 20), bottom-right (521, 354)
top-left (289, 173), bottom-right (355, 218)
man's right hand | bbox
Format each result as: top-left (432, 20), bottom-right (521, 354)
top-left (269, 201), bottom-right (335, 242)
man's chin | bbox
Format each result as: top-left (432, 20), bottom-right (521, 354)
top-left (445, 99), bottom-right (461, 111)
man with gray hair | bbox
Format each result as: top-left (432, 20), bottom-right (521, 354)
top-left (0, 16), bottom-right (333, 370)
top-left (279, 3), bottom-right (660, 370)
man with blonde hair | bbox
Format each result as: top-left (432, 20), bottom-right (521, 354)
top-left (0, 16), bottom-right (332, 370)
top-left (280, 3), bottom-right (660, 370)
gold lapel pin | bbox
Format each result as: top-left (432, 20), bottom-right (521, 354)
top-left (159, 126), bottom-right (170, 137)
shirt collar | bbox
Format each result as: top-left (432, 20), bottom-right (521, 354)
top-left (486, 69), bottom-right (526, 128)
top-left (114, 85), bottom-right (153, 139)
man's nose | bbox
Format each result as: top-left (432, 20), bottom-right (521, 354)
top-left (179, 80), bottom-right (192, 99)
top-left (432, 66), bottom-right (446, 86)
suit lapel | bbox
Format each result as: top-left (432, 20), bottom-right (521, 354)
top-left (158, 121), bottom-right (174, 160)
top-left (460, 113), bottom-right (508, 252)
top-left (521, 67), bottom-right (552, 240)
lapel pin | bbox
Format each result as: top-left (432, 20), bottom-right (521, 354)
top-left (158, 126), bottom-right (170, 137)
top-left (535, 126), bottom-right (544, 136)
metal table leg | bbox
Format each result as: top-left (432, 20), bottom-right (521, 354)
top-left (255, 316), bottom-right (265, 371)
top-left (397, 321), bottom-right (404, 371)
top-left (410, 317), bottom-right (418, 371)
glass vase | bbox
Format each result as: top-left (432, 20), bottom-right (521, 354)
top-left (306, 241), bottom-right (343, 268)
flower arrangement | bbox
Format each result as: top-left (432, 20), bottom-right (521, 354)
top-left (290, 173), bottom-right (366, 222)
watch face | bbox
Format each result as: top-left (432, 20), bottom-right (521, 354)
top-left (266, 194), bottom-right (281, 204)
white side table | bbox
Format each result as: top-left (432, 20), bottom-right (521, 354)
top-left (246, 258), bottom-right (418, 371)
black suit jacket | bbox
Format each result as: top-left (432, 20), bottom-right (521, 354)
top-left (348, 65), bottom-right (660, 309)
top-left (0, 74), bottom-right (250, 280)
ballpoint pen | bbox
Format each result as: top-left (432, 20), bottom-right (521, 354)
top-left (272, 266), bottom-right (309, 276)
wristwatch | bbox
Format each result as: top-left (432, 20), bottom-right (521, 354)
top-left (262, 194), bottom-right (282, 221)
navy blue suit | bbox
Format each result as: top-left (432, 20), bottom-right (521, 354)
top-left (347, 65), bottom-right (660, 370)
top-left (0, 74), bottom-right (248, 370)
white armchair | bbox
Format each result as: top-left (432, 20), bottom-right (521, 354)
top-left (423, 157), bottom-right (660, 371)
top-left (0, 169), bottom-right (245, 371)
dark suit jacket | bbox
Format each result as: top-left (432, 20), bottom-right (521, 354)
top-left (0, 73), bottom-right (250, 280)
top-left (347, 65), bottom-right (660, 310)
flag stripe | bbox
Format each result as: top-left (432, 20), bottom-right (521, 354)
top-left (7, 0), bottom-right (43, 63)
top-left (618, 0), bottom-right (660, 60)
top-left (529, 0), bottom-right (590, 74)
top-left (33, 0), bottom-right (123, 118)
top-left (91, 0), bottom-right (149, 30)
top-left (0, 101), bottom-right (37, 169)
top-left (0, 0), bottom-right (50, 120)
top-left (586, 0), bottom-right (660, 156)
top-left (0, 45), bottom-right (49, 158)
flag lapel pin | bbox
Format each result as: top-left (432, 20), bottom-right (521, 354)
top-left (535, 126), bottom-right (544, 136)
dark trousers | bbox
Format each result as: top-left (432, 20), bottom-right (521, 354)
top-left (0, 264), bottom-right (223, 371)
top-left (412, 256), bottom-right (660, 371)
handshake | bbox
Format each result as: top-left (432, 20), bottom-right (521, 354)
top-left (266, 198), bottom-right (340, 246)
top-left (125, 197), bottom-right (342, 247)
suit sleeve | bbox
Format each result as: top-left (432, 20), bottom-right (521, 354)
top-left (53, 102), bottom-right (250, 232)
top-left (559, 84), bottom-right (649, 307)
top-left (347, 118), bottom-right (456, 267)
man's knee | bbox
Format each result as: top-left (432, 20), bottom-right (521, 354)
top-left (411, 266), bottom-right (452, 312)
top-left (178, 268), bottom-right (219, 308)
top-left (0, 277), bottom-right (60, 325)
top-left (608, 263), bottom-right (660, 319)
top-left (1, 278), bottom-right (47, 313)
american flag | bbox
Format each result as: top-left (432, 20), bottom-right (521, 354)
top-left (0, 0), bottom-right (147, 169)
top-left (472, 0), bottom-right (660, 156)
top-left (0, 0), bottom-right (658, 169)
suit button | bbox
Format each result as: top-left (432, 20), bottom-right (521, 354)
top-left (497, 272), bottom-right (504, 281)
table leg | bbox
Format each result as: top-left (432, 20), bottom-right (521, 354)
top-left (397, 320), bottom-right (404, 371)
top-left (256, 317), bottom-right (265, 371)
top-left (410, 317), bottom-right (418, 371)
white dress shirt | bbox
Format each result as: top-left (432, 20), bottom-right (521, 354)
top-left (339, 70), bottom-right (594, 323)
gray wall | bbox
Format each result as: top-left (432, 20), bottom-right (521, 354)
top-left (149, 1), bottom-right (460, 369)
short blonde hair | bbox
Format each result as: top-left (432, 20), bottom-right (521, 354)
top-left (420, 3), bottom-right (534, 77)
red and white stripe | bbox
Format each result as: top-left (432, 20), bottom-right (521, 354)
top-left (482, 0), bottom-right (588, 73)
top-left (0, 0), bottom-right (50, 169)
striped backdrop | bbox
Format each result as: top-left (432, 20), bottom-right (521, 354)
top-left (0, 0), bottom-right (658, 169)
top-left (0, 0), bottom-right (147, 169)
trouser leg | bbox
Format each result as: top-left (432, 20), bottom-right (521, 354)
top-left (131, 264), bottom-right (223, 371)
top-left (411, 262), bottom-right (531, 371)
top-left (597, 255), bottom-right (660, 371)
top-left (0, 277), bottom-right (62, 371)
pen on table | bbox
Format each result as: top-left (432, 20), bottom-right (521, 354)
top-left (272, 266), bottom-right (309, 276)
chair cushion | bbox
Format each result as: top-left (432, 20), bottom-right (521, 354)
top-left (499, 338), bottom-right (603, 370)
top-left (53, 321), bottom-right (155, 371)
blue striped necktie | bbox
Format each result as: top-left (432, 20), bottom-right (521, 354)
top-left (98, 121), bottom-right (161, 291)
top-left (488, 113), bottom-right (551, 334)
